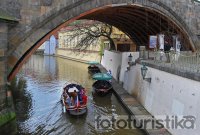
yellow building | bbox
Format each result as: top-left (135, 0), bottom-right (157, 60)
top-left (102, 27), bottom-right (137, 52)
top-left (57, 25), bottom-right (101, 62)
top-left (56, 21), bottom-right (136, 62)
top-left (58, 26), bottom-right (100, 51)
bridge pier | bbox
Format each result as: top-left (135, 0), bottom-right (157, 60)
top-left (0, 22), bottom-right (8, 111)
top-left (0, 18), bottom-right (17, 133)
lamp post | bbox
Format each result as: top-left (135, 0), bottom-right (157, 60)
top-left (128, 53), bottom-right (136, 67)
top-left (128, 53), bottom-right (133, 62)
top-left (141, 63), bottom-right (151, 83)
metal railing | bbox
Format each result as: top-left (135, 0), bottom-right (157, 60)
top-left (139, 50), bottom-right (200, 73)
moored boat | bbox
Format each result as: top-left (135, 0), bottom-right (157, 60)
top-left (92, 73), bottom-right (113, 96)
top-left (87, 61), bottom-right (101, 75)
top-left (61, 83), bottom-right (88, 115)
top-left (88, 65), bottom-right (101, 75)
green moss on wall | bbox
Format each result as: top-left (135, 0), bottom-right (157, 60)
top-left (0, 112), bottom-right (16, 127)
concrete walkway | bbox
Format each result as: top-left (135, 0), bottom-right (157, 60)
top-left (98, 65), bottom-right (172, 135)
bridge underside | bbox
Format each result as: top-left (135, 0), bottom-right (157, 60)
top-left (81, 6), bottom-right (193, 51)
top-left (7, 4), bottom-right (196, 81)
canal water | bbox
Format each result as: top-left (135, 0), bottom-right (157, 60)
top-left (15, 55), bottom-right (146, 135)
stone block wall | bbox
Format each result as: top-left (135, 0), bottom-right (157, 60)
top-left (0, 22), bottom-right (8, 110)
top-left (126, 64), bottom-right (200, 135)
top-left (0, 0), bottom-right (199, 80)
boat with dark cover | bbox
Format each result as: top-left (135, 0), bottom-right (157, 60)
top-left (87, 61), bottom-right (101, 75)
top-left (88, 65), bottom-right (101, 75)
top-left (92, 73), bottom-right (113, 96)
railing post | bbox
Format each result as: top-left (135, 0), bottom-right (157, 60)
top-left (197, 52), bottom-right (199, 72)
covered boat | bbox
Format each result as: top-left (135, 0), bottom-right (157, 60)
top-left (61, 83), bottom-right (88, 115)
top-left (87, 61), bottom-right (101, 75)
top-left (92, 73), bottom-right (113, 96)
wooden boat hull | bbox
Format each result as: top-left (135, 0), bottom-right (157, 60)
top-left (92, 80), bottom-right (113, 96)
top-left (64, 104), bottom-right (87, 115)
top-left (61, 83), bottom-right (87, 115)
top-left (62, 95), bottom-right (87, 115)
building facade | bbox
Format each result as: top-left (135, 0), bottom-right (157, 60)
top-left (57, 23), bottom-right (101, 62)
top-left (101, 27), bottom-right (137, 52)
top-left (36, 35), bottom-right (58, 55)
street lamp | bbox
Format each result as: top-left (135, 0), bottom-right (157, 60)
top-left (128, 53), bottom-right (136, 66)
top-left (141, 63), bottom-right (151, 83)
top-left (128, 53), bottom-right (133, 62)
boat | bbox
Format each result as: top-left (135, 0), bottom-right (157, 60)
top-left (88, 65), bottom-right (101, 75)
top-left (87, 61), bottom-right (101, 75)
top-left (61, 83), bottom-right (88, 115)
top-left (92, 73), bottom-right (113, 96)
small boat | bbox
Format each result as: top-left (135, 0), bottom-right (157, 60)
top-left (61, 83), bottom-right (88, 115)
top-left (87, 61), bottom-right (101, 75)
top-left (92, 73), bottom-right (113, 96)
top-left (88, 65), bottom-right (101, 75)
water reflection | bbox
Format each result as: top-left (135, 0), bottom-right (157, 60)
top-left (15, 55), bottom-right (146, 135)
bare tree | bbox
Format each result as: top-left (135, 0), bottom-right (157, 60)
top-left (68, 20), bottom-right (116, 51)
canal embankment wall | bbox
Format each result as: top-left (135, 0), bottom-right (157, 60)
top-left (101, 50), bottom-right (200, 135)
top-left (101, 50), bottom-right (139, 83)
top-left (55, 49), bottom-right (100, 63)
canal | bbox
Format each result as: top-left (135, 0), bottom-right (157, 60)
top-left (14, 55), bottom-right (146, 135)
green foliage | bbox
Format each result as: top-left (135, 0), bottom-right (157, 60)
top-left (9, 77), bottom-right (17, 92)
top-left (0, 112), bottom-right (16, 127)
top-left (17, 78), bottom-right (27, 92)
top-left (99, 42), bottom-right (105, 56)
top-left (8, 77), bottom-right (32, 121)
top-left (7, 77), bottom-right (27, 109)
top-left (9, 77), bottom-right (27, 96)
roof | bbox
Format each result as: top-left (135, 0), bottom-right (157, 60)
top-left (0, 8), bottom-right (19, 23)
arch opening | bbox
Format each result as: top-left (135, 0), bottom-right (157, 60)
top-left (8, 4), bottom-right (195, 81)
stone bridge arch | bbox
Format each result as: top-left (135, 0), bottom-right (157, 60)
top-left (6, 0), bottom-right (200, 80)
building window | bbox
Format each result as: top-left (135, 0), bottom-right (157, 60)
top-left (117, 44), bottom-right (130, 52)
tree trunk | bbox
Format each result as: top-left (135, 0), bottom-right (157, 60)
top-left (107, 37), bottom-right (116, 50)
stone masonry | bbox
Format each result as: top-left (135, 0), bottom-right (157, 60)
top-left (0, 22), bottom-right (8, 110)
top-left (1, 0), bottom-right (198, 81)
top-left (0, 0), bottom-right (199, 112)
top-left (0, 0), bottom-right (199, 133)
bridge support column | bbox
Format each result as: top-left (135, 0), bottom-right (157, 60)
top-left (0, 22), bottom-right (17, 134)
top-left (0, 22), bottom-right (8, 111)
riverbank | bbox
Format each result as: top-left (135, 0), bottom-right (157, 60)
top-left (55, 54), bottom-right (89, 63)
top-left (56, 49), bottom-right (100, 63)
top-left (98, 64), bottom-right (172, 135)
top-left (0, 91), bottom-right (17, 135)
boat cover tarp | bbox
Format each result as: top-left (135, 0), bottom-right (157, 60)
top-left (92, 73), bottom-right (112, 80)
top-left (87, 61), bottom-right (99, 65)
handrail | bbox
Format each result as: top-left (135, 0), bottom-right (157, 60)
top-left (139, 50), bottom-right (200, 73)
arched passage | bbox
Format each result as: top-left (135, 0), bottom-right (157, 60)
top-left (7, 1), bottom-right (197, 81)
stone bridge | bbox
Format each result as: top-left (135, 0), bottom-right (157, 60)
top-left (0, 0), bottom-right (199, 110)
